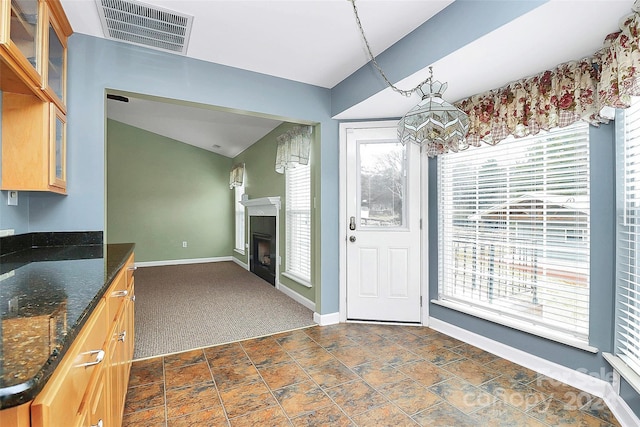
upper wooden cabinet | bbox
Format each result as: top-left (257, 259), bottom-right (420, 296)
top-left (0, 0), bottom-right (71, 107)
top-left (0, 0), bottom-right (71, 194)
top-left (1, 92), bottom-right (67, 194)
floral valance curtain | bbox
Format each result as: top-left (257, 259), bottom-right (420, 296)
top-left (433, 1), bottom-right (640, 156)
top-left (229, 163), bottom-right (244, 189)
top-left (275, 125), bottom-right (312, 174)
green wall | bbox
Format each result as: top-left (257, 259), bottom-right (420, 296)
top-left (233, 122), bottom-right (317, 303)
top-left (106, 119), bottom-right (234, 262)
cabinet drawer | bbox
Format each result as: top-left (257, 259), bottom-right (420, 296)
top-left (106, 268), bottom-right (128, 325)
top-left (31, 300), bottom-right (107, 427)
top-left (76, 365), bottom-right (107, 427)
top-left (125, 253), bottom-right (135, 286)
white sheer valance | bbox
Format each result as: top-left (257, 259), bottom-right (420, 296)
top-left (229, 163), bottom-right (244, 189)
top-left (275, 126), bottom-right (312, 174)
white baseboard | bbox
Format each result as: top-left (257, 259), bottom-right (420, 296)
top-left (429, 317), bottom-right (640, 427)
top-left (231, 257), bottom-right (249, 270)
top-left (135, 256), bottom-right (233, 268)
top-left (602, 382), bottom-right (640, 427)
top-left (276, 282), bottom-right (316, 312)
top-left (314, 311), bottom-right (340, 326)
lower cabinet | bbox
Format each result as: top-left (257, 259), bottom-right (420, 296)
top-left (107, 283), bottom-right (135, 426)
top-left (77, 366), bottom-right (108, 427)
top-left (28, 252), bottom-right (136, 427)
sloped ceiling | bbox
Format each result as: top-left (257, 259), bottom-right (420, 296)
top-left (62, 0), bottom-right (634, 157)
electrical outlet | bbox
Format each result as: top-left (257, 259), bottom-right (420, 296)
top-left (7, 191), bottom-right (18, 206)
top-left (182, 241), bottom-right (188, 248)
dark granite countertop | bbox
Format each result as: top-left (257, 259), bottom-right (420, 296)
top-left (0, 235), bottom-right (134, 409)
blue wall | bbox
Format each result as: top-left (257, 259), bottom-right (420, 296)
top-left (331, 0), bottom-right (547, 116)
top-left (3, 34), bottom-right (340, 314)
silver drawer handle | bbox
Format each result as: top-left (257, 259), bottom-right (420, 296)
top-left (118, 330), bottom-right (127, 342)
top-left (130, 295), bottom-right (136, 302)
top-left (112, 289), bottom-right (128, 298)
top-left (91, 419), bottom-right (103, 427)
top-left (76, 349), bottom-right (105, 368)
top-left (128, 266), bottom-right (137, 277)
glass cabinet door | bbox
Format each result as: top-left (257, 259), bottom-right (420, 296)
top-left (47, 21), bottom-right (64, 102)
top-left (49, 104), bottom-right (66, 189)
top-left (9, 0), bottom-right (40, 72)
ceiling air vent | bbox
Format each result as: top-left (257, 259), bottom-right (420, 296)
top-left (95, 0), bottom-right (193, 55)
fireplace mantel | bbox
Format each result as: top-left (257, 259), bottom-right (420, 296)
top-left (241, 196), bottom-right (281, 217)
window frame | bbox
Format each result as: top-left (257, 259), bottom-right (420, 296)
top-left (612, 98), bottom-right (640, 386)
top-left (436, 122), bottom-right (595, 352)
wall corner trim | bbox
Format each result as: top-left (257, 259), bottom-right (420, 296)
top-left (313, 312), bottom-right (339, 326)
top-left (429, 317), bottom-right (640, 427)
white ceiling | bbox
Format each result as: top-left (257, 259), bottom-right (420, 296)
top-left (61, 0), bottom-right (634, 157)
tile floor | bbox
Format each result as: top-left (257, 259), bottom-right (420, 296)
top-left (122, 323), bottom-right (622, 426)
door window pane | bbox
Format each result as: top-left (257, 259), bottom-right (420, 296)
top-left (358, 141), bottom-right (406, 228)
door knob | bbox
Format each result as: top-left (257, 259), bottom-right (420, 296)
top-left (349, 235), bottom-right (356, 243)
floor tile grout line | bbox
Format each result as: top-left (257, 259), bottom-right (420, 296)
top-left (239, 338), bottom-right (296, 426)
top-left (271, 332), bottom-right (355, 425)
top-left (301, 327), bottom-right (443, 425)
top-left (123, 324), bottom-right (623, 427)
top-left (201, 347), bottom-right (234, 427)
top-left (162, 356), bottom-right (168, 427)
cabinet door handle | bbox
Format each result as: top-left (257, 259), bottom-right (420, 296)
top-left (130, 295), bottom-right (136, 302)
top-left (111, 290), bottom-right (128, 298)
top-left (76, 349), bottom-right (105, 368)
top-left (128, 265), bottom-right (137, 276)
top-left (91, 419), bottom-right (103, 427)
top-left (118, 330), bottom-right (127, 342)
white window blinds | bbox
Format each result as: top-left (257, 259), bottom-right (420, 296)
top-left (438, 122), bottom-right (591, 344)
top-left (286, 164), bottom-right (311, 282)
top-left (615, 98), bottom-right (640, 376)
top-left (234, 184), bottom-right (245, 252)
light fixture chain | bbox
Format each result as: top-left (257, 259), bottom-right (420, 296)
top-left (349, 0), bottom-right (431, 97)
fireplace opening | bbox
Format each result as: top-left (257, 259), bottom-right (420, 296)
top-left (257, 239), bottom-right (271, 266)
top-left (250, 216), bottom-right (276, 286)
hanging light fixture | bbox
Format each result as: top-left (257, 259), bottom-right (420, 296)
top-left (348, 0), bottom-right (469, 155)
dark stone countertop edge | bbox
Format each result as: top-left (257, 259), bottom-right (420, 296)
top-left (0, 242), bottom-right (135, 410)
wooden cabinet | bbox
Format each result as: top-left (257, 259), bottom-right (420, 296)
top-left (24, 253), bottom-right (136, 427)
top-left (1, 0), bottom-right (70, 100)
top-left (1, 92), bottom-right (66, 193)
top-left (106, 254), bottom-right (136, 427)
top-left (1, 0), bottom-right (45, 91)
top-left (31, 300), bottom-right (108, 427)
top-left (0, 0), bottom-right (70, 194)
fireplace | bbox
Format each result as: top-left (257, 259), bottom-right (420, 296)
top-left (250, 215), bottom-right (276, 285)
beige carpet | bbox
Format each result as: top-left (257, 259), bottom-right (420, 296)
top-left (132, 261), bottom-right (315, 359)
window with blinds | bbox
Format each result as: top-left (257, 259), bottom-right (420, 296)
top-left (234, 184), bottom-right (245, 253)
top-left (615, 98), bottom-right (640, 376)
top-left (438, 122), bottom-right (591, 345)
top-left (286, 164), bottom-right (311, 283)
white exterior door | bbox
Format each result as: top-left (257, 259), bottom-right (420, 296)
top-left (345, 125), bottom-right (421, 323)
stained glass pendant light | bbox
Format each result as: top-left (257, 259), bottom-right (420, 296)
top-left (397, 67), bottom-right (470, 156)
top-left (349, 0), bottom-right (469, 155)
